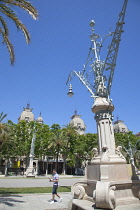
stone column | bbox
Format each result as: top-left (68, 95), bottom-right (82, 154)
top-left (91, 97), bottom-right (126, 164)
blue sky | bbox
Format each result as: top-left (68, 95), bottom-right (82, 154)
top-left (0, 0), bottom-right (140, 134)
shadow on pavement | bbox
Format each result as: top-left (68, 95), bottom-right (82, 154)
top-left (0, 194), bottom-right (24, 207)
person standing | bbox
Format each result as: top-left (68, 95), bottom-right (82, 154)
top-left (49, 169), bottom-right (63, 204)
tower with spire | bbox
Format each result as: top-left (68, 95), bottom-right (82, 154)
top-left (18, 103), bottom-right (34, 123)
top-left (69, 110), bottom-right (86, 135)
top-left (36, 112), bottom-right (44, 124)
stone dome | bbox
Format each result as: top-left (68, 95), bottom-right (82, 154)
top-left (135, 132), bottom-right (140, 137)
top-left (69, 110), bottom-right (86, 135)
top-left (36, 113), bottom-right (43, 124)
top-left (18, 104), bottom-right (34, 123)
top-left (113, 119), bottom-right (129, 133)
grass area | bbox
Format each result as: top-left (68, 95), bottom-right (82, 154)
top-left (0, 186), bottom-right (71, 194)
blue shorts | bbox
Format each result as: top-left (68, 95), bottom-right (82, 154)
top-left (52, 185), bottom-right (58, 194)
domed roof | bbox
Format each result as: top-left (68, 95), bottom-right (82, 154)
top-left (135, 132), bottom-right (140, 137)
top-left (70, 116), bottom-right (85, 127)
top-left (113, 119), bottom-right (129, 133)
top-left (18, 104), bottom-right (34, 123)
top-left (69, 110), bottom-right (86, 135)
top-left (36, 112), bottom-right (43, 124)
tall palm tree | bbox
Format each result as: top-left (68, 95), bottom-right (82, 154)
top-left (0, 0), bottom-right (38, 64)
top-left (61, 124), bottom-right (78, 174)
top-left (49, 130), bottom-right (67, 173)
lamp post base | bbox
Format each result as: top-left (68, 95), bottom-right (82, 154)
top-left (71, 163), bottom-right (140, 210)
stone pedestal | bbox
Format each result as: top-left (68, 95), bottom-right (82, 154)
top-left (25, 156), bottom-right (36, 178)
top-left (71, 98), bottom-right (140, 209)
top-left (72, 163), bottom-right (140, 209)
top-left (25, 131), bottom-right (36, 178)
top-left (25, 166), bottom-right (35, 178)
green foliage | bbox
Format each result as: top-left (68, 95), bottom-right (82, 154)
top-left (72, 133), bottom-right (98, 167)
top-left (0, 120), bottom-right (53, 159)
top-left (115, 132), bottom-right (138, 148)
top-left (3, 116), bottom-right (140, 170)
top-left (0, 120), bottom-right (51, 161)
top-left (50, 124), bottom-right (61, 133)
top-left (0, 112), bottom-right (7, 122)
top-left (61, 125), bottom-right (78, 167)
top-left (0, 114), bottom-right (12, 157)
top-left (49, 127), bottom-right (67, 171)
top-left (114, 132), bottom-right (140, 167)
top-left (0, 116), bottom-right (98, 169)
top-left (0, 120), bottom-right (31, 158)
top-left (35, 123), bottom-right (50, 157)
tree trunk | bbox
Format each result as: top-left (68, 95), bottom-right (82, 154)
top-left (46, 157), bottom-right (48, 176)
top-left (56, 144), bottom-right (60, 173)
top-left (4, 159), bottom-right (8, 176)
top-left (62, 155), bottom-right (66, 175)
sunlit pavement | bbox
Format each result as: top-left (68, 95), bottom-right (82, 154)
top-left (0, 175), bottom-right (140, 210)
top-left (0, 193), bottom-right (72, 210)
top-left (1, 193), bottom-right (140, 210)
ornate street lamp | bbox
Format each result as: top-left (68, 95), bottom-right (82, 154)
top-left (67, 1), bottom-right (140, 209)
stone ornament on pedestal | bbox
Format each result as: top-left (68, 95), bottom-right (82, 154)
top-left (25, 131), bottom-right (36, 178)
top-left (71, 98), bottom-right (140, 210)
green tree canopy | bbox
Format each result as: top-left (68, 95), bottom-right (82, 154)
top-left (0, 112), bottom-right (10, 146)
top-left (115, 132), bottom-right (140, 167)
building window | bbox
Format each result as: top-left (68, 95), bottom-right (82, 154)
top-left (25, 117), bottom-right (29, 122)
top-left (122, 128), bottom-right (126, 133)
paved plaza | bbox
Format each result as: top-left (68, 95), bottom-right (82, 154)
top-left (0, 176), bottom-right (140, 210)
top-left (1, 192), bottom-right (140, 210)
top-left (0, 176), bottom-right (79, 210)
top-left (0, 192), bottom-right (72, 210)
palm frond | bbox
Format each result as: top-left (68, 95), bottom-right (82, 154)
top-left (0, 28), bottom-right (15, 64)
top-left (0, 5), bottom-right (30, 43)
top-left (6, 0), bottom-right (39, 20)
top-left (0, 122), bottom-right (10, 143)
top-left (0, 0), bottom-right (38, 20)
top-left (0, 16), bottom-right (9, 35)
top-left (0, 112), bottom-right (7, 123)
top-left (0, 0), bottom-right (38, 64)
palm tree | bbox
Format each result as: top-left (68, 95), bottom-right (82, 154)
top-left (0, 0), bottom-right (38, 64)
top-left (0, 112), bottom-right (7, 122)
top-left (49, 130), bottom-right (66, 173)
top-left (0, 112), bottom-right (9, 145)
top-left (0, 112), bottom-right (9, 175)
top-left (61, 124), bottom-right (78, 174)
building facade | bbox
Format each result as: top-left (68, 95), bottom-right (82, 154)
top-left (18, 104), bottom-right (43, 124)
top-left (113, 119), bottom-right (129, 133)
top-left (18, 103), bottom-right (34, 123)
top-left (69, 110), bottom-right (86, 135)
top-left (135, 132), bottom-right (140, 137)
